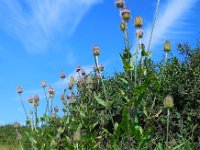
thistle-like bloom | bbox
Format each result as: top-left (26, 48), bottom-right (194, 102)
top-left (134, 16), bottom-right (143, 28)
top-left (120, 22), bottom-right (127, 31)
top-left (93, 45), bottom-right (100, 56)
top-left (115, 0), bottom-right (124, 9)
top-left (13, 122), bottom-right (20, 129)
top-left (54, 106), bottom-right (59, 113)
top-left (28, 97), bottom-right (33, 103)
top-left (81, 69), bottom-right (86, 76)
top-left (164, 95), bottom-right (174, 109)
top-left (164, 40), bottom-right (171, 52)
top-left (41, 80), bottom-right (47, 88)
top-left (17, 85), bottom-right (23, 94)
top-left (100, 64), bottom-right (104, 71)
top-left (136, 29), bottom-right (144, 39)
top-left (76, 65), bottom-right (81, 72)
top-left (60, 72), bottom-right (66, 79)
top-left (121, 7), bottom-right (131, 22)
top-left (48, 86), bottom-right (55, 98)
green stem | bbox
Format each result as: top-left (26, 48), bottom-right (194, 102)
top-left (147, 0), bottom-right (160, 53)
top-left (43, 88), bottom-right (49, 115)
top-left (19, 94), bottom-right (28, 120)
top-left (34, 106), bottom-right (38, 127)
top-left (166, 109), bottom-right (170, 147)
top-left (165, 51), bottom-right (168, 64)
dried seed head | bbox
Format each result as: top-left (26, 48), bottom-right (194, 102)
top-left (164, 95), bottom-right (174, 109)
top-left (115, 0), bottom-right (124, 9)
top-left (121, 7), bottom-right (131, 22)
top-left (73, 131), bottom-right (81, 141)
top-left (41, 80), bottom-right (47, 88)
top-left (136, 29), bottom-right (144, 38)
top-left (13, 122), bottom-right (20, 129)
top-left (54, 106), bottom-right (59, 113)
top-left (17, 85), bottom-right (23, 94)
top-left (164, 40), bottom-right (171, 52)
top-left (60, 72), bottom-right (66, 79)
top-left (120, 22), bottom-right (127, 31)
top-left (93, 45), bottom-right (100, 56)
top-left (134, 16), bottom-right (143, 28)
top-left (28, 97), bottom-right (33, 103)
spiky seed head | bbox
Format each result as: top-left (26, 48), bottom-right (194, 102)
top-left (121, 7), bottom-right (131, 22)
top-left (17, 85), bottom-right (23, 94)
top-left (136, 29), bottom-right (144, 38)
top-left (54, 106), bottom-right (59, 113)
top-left (134, 16), bottom-right (143, 28)
top-left (41, 80), bottom-right (47, 88)
top-left (120, 22), bottom-right (127, 31)
top-left (164, 40), bottom-right (171, 52)
top-left (60, 72), bottom-right (66, 79)
top-left (93, 45), bottom-right (100, 56)
top-left (164, 95), bottom-right (174, 109)
top-left (13, 122), bottom-right (20, 129)
top-left (115, 0), bottom-right (124, 9)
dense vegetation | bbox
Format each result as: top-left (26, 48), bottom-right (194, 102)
top-left (0, 0), bottom-right (200, 149)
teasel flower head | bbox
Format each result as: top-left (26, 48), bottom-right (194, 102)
top-left (60, 94), bottom-right (65, 100)
top-left (48, 86), bottom-right (55, 98)
top-left (81, 69), bottom-right (86, 76)
top-left (134, 16), bottom-right (143, 28)
top-left (100, 64), bottom-right (104, 71)
top-left (67, 94), bottom-right (72, 99)
top-left (54, 106), bottom-right (59, 113)
top-left (78, 76), bottom-right (84, 84)
top-left (76, 65), bottom-right (81, 72)
top-left (13, 121), bottom-right (20, 129)
top-left (33, 95), bottom-right (39, 106)
top-left (60, 72), bottom-right (66, 80)
top-left (41, 80), bottom-right (47, 88)
top-left (120, 22), bottom-right (127, 31)
top-left (164, 95), bottom-right (174, 109)
top-left (115, 0), bottom-right (124, 9)
top-left (164, 40), bottom-right (171, 52)
top-left (93, 45), bottom-right (100, 56)
top-left (69, 76), bottom-right (75, 86)
top-left (121, 7), bottom-right (131, 22)
top-left (136, 29), bottom-right (144, 39)
top-left (28, 97), bottom-right (33, 104)
top-left (93, 66), bottom-right (98, 72)
top-left (17, 85), bottom-right (23, 94)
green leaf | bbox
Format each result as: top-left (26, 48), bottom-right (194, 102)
top-left (114, 122), bottom-right (121, 138)
top-left (120, 106), bottom-right (132, 135)
top-left (141, 43), bottom-right (148, 56)
top-left (94, 93), bottom-right (110, 109)
top-left (120, 54), bottom-right (134, 71)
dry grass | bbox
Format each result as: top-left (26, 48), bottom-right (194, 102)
top-left (0, 145), bottom-right (19, 150)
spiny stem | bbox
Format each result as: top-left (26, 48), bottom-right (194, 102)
top-left (147, 0), bottom-right (160, 53)
top-left (19, 94), bottom-right (28, 120)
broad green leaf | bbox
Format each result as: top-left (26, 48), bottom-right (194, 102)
top-left (94, 93), bottom-right (110, 109)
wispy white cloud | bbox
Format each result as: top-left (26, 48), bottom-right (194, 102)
top-left (143, 0), bottom-right (198, 51)
top-left (0, 0), bottom-right (102, 53)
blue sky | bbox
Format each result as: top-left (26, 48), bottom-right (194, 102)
top-left (0, 0), bottom-right (199, 125)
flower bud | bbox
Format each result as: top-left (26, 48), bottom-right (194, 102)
top-left (54, 106), bottom-right (59, 113)
top-left (115, 0), bottom-right (124, 9)
top-left (93, 45), bottom-right (100, 56)
top-left (121, 7), bottom-right (131, 22)
top-left (17, 85), bottom-right (23, 94)
top-left (164, 40), bottom-right (171, 52)
top-left (134, 16), bottom-right (143, 28)
top-left (136, 29), bottom-right (143, 38)
top-left (60, 72), bottom-right (66, 79)
top-left (41, 80), bottom-right (47, 88)
top-left (120, 22), bottom-right (127, 31)
top-left (164, 95), bottom-right (174, 109)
